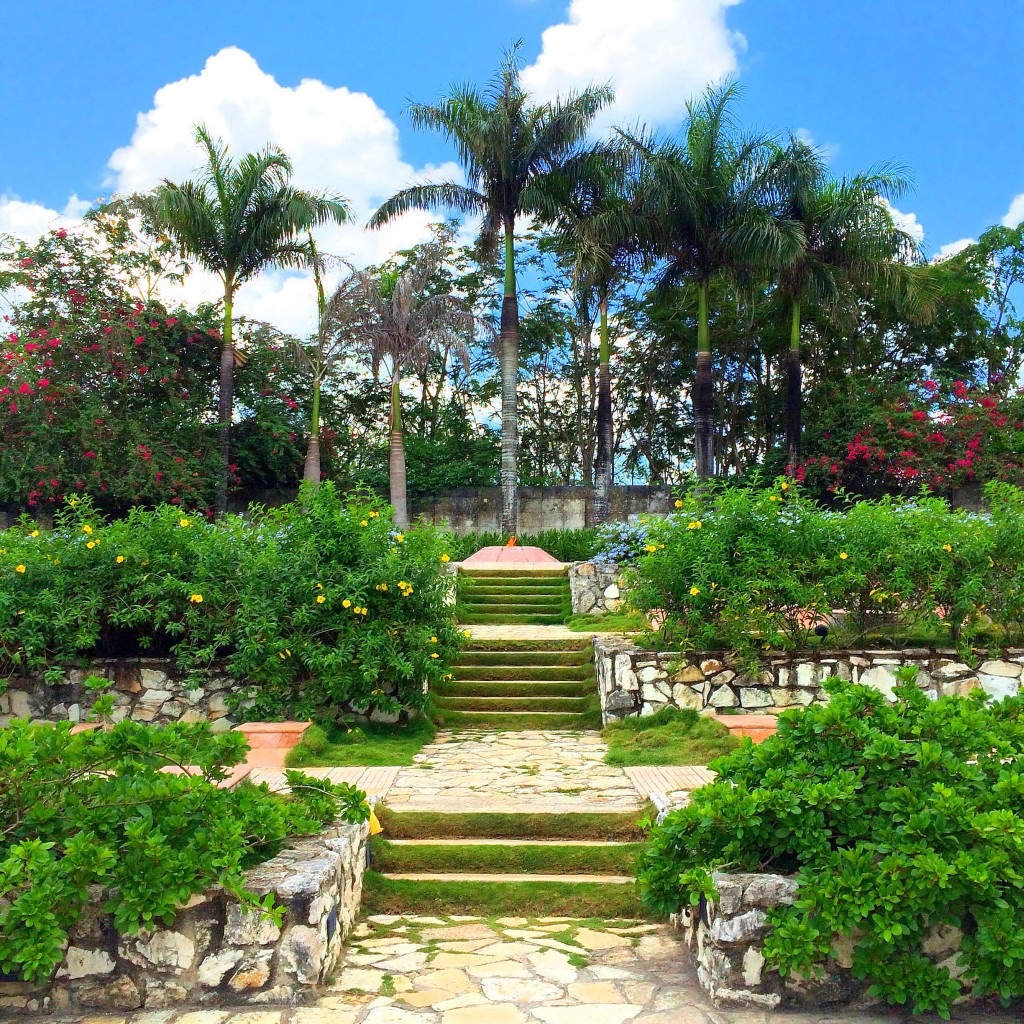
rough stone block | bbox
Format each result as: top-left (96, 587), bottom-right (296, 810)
top-left (710, 909), bottom-right (767, 946)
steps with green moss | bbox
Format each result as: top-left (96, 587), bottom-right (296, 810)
top-left (458, 567), bottom-right (571, 625)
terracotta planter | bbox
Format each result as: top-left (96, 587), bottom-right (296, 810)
top-left (232, 721), bottom-right (312, 767)
top-left (713, 713), bottom-right (778, 744)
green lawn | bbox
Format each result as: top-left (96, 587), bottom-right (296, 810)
top-left (564, 611), bottom-right (648, 632)
top-left (285, 716), bottom-right (435, 767)
top-left (603, 706), bottom-right (739, 766)
top-left (376, 807), bottom-right (649, 841)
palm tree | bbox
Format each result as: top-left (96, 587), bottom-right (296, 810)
top-left (776, 139), bottom-right (922, 469)
top-left (632, 83), bottom-right (801, 479)
top-left (369, 43), bottom-right (612, 533)
top-left (150, 126), bottom-right (349, 512)
top-left (544, 146), bottom-right (648, 523)
top-left (331, 235), bottom-right (483, 528)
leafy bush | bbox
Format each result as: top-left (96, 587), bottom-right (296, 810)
top-left (624, 481), bottom-right (1024, 658)
top-left (448, 528), bottom-right (599, 563)
top-left (0, 483), bottom-right (461, 721)
top-left (0, 714), bottom-right (368, 983)
top-left (637, 673), bottom-right (1024, 1015)
top-left (595, 516), bottom-right (658, 564)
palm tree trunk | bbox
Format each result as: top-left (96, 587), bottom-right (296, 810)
top-left (694, 283), bottom-right (715, 480)
top-left (216, 282), bottom-right (235, 515)
top-left (499, 224), bottom-right (520, 535)
top-left (592, 295), bottom-right (614, 525)
top-left (786, 299), bottom-right (802, 474)
top-left (389, 372), bottom-right (409, 529)
top-left (302, 377), bottom-right (322, 487)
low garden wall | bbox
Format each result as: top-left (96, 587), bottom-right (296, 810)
top-left (2, 819), bottom-right (370, 1014)
top-left (568, 560), bottom-right (622, 615)
top-left (676, 871), bottom-right (968, 1009)
top-left (593, 635), bottom-right (1024, 722)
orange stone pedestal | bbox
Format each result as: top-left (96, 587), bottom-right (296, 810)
top-left (714, 714), bottom-right (778, 744)
top-left (233, 721), bottom-right (312, 767)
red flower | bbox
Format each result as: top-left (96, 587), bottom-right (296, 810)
top-left (912, 410), bottom-right (928, 421)
top-left (37, 378), bottom-right (50, 388)
top-left (18, 382), bottom-right (34, 396)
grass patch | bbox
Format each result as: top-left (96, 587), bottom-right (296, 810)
top-left (376, 807), bottom-right (650, 841)
top-left (432, 709), bottom-right (601, 730)
top-left (603, 706), bottom-right (739, 766)
top-left (361, 873), bottom-right (647, 918)
top-left (370, 838), bottom-right (642, 875)
top-left (564, 611), bottom-right (649, 633)
top-left (286, 716), bottom-right (436, 768)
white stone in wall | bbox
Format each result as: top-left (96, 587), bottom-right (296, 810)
top-left (672, 684), bottom-right (705, 710)
top-left (979, 673), bottom-right (1020, 701)
top-left (603, 583), bottom-right (620, 600)
top-left (979, 660), bottom-right (1022, 678)
top-left (642, 683), bottom-right (669, 704)
top-left (198, 949), bottom-right (243, 987)
top-left (140, 669), bottom-right (169, 687)
top-left (710, 909), bottom-right (767, 946)
top-left (8, 690), bottom-right (31, 718)
top-left (638, 666), bottom-right (663, 683)
top-left (709, 685), bottom-right (738, 708)
top-left (742, 945), bottom-right (765, 986)
top-left (934, 661), bottom-right (972, 678)
top-left (700, 659), bottom-right (725, 675)
top-left (795, 662), bottom-right (817, 687)
top-left (225, 905), bottom-right (282, 946)
top-left (740, 688), bottom-right (772, 708)
top-left (60, 946), bottom-right (116, 979)
top-left (673, 664), bottom-right (705, 683)
top-left (858, 666), bottom-right (897, 700)
top-left (615, 654), bottom-right (638, 691)
top-left (124, 930), bottom-right (195, 971)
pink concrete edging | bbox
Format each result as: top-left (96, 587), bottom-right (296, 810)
top-left (459, 544), bottom-right (566, 571)
top-left (713, 714), bottom-right (778, 744)
top-left (233, 720), bottom-right (312, 767)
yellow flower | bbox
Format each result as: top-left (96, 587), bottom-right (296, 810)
top-left (781, 481), bottom-right (789, 491)
top-left (342, 599), bottom-right (352, 608)
top-left (278, 648), bottom-right (292, 659)
top-left (689, 586), bottom-right (701, 596)
top-left (674, 499), bottom-right (683, 508)
top-left (643, 543), bottom-right (657, 552)
top-left (29, 530), bottom-right (39, 538)
top-left (839, 552), bottom-right (848, 560)
top-left (116, 555), bottom-right (126, 563)
top-left (688, 521), bottom-right (702, 530)
top-left (86, 541), bottom-right (96, 549)
top-left (15, 564), bottom-right (26, 573)
top-left (430, 652), bottom-right (439, 659)
top-left (396, 533), bottom-right (405, 543)
top-left (943, 543), bottom-right (952, 552)
top-left (429, 636), bottom-right (438, 643)
top-left (315, 582), bottom-right (323, 590)
top-left (179, 518), bottom-right (191, 527)
top-left (82, 524), bottom-right (93, 535)
top-left (360, 607), bottom-right (368, 615)
top-left (189, 593), bottom-right (204, 603)
top-left (440, 554), bottom-right (450, 563)
top-left (360, 520), bottom-right (368, 527)
top-left (769, 495), bottom-right (779, 502)
top-left (370, 510), bottom-right (379, 518)
top-left (316, 595), bottom-right (326, 604)
top-left (463, 630), bottom-right (472, 638)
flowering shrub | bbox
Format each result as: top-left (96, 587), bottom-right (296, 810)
top-left (0, 484), bottom-right (461, 720)
top-left (797, 380), bottom-right (1024, 495)
top-left (637, 674), bottom-right (1024, 1015)
top-left (0, 712), bottom-right (368, 982)
top-left (595, 516), bottom-right (658, 564)
top-left (625, 481), bottom-right (1024, 657)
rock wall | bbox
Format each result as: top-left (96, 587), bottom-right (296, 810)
top-left (569, 561), bottom-right (622, 615)
top-left (593, 635), bottom-right (1024, 723)
top-left (2, 819), bottom-right (370, 1014)
top-left (677, 871), bottom-right (968, 1008)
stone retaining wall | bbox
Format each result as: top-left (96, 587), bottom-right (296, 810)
top-left (593, 635), bottom-right (1024, 723)
top-left (568, 561), bottom-right (622, 615)
top-left (2, 819), bottom-right (370, 1014)
top-left (677, 871), bottom-right (968, 1008)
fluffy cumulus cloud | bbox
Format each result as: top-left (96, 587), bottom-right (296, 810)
top-left (0, 194), bottom-right (89, 241)
top-left (935, 237), bottom-right (974, 260)
top-left (880, 199), bottom-right (925, 244)
top-left (1003, 193), bottom-right (1024, 228)
top-left (522, 0), bottom-right (746, 129)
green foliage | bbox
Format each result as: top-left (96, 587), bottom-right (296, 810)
top-left (286, 716), bottom-right (437, 767)
top-left (448, 529), bottom-right (600, 563)
top-left (0, 484), bottom-right (461, 721)
top-left (0, 715), bottom-right (368, 983)
top-left (602, 706), bottom-right (739, 766)
top-left (625, 481), bottom-right (1024, 659)
top-left (637, 673), bottom-right (1024, 1015)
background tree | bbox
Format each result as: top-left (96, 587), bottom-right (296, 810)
top-left (370, 43), bottom-right (612, 532)
top-left (150, 126), bottom-right (349, 512)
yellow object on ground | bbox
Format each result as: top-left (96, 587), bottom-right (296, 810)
top-left (369, 808), bottom-right (383, 835)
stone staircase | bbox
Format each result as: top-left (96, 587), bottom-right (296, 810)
top-left (432, 637), bottom-right (600, 730)
top-left (457, 568), bottom-right (570, 625)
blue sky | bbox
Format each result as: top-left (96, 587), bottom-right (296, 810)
top-left (1, 0), bottom-right (1022, 327)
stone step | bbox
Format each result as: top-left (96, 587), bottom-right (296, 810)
top-left (451, 664), bottom-right (594, 681)
top-left (433, 695), bottom-right (591, 713)
top-left (459, 613), bottom-right (567, 625)
top-left (432, 709), bottom-right (601, 730)
top-left (387, 838), bottom-right (633, 846)
top-left (457, 650), bottom-right (591, 666)
top-left (380, 872), bottom-right (635, 884)
top-left (433, 680), bottom-right (592, 698)
top-left (464, 638), bottom-right (593, 652)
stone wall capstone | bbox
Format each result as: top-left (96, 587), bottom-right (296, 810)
top-left (1, 819), bottom-right (370, 1014)
top-left (593, 635), bottom-right (1024, 723)
top-left (677, 871), bottom-right (970, 1008)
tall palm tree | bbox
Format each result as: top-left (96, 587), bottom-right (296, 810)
top-left (776, 139), bottom-right (922, 469)
top-left (544, 146), bottom-right (648, 523)
top-left (330, 236), bottom-right (483, 527)
top-left (150, 126), bottom-right (349, 512)
top-left (369, 44), bottom-right (612, 533)
top-left (632, 83), bottom-right (801, 479)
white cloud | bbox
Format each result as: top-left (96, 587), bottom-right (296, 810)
top-left (0, 194), bottom-right (89, 241)
top-left (881, 199), bottom-right (925, 244)
top-left (794, 127), bottom-right (840, 163)
top-left (1003, 193), bottom-right (1024, 227)
top-left (935, 237), bottom-right (974, 260)
top-left (522, 0), bottom-right (746, 129)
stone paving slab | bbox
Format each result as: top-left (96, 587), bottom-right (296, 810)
top-left (385, 732), bottom-right (644, 813)
top-left (624, 766), bottom-right (716, 811)
top-left (248, 766), bottom-right (400, 800)
top-left (27, 916), bottom-right (1019, 1023)
top-left (465, 624), bottom-right (618, 640)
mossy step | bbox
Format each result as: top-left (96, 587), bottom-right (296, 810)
top-left (465, 639), bottom-right (592, 653)
top-left (465, 585), bottom-right (570, 596)
top-left (433, 680), bottom-right (592, 698)
top-left (371, 837), bottom-right (641, 875)
top-left (457, 651), bottom-right (592, 667)
top-left (362, 872), bottom-right (647, 918)
top-left (452, 664), bottom-right (593, 681)
top-left (463, 594), bottom-right (567, 607)
top-left (460, 601), bottom-right (567, 614)
top-left (434, 695), bottom-right (591, 713)
top-left (433, 709), bottom-right (601, 730)
top-left (376, 807), bottom-right (648, 841)
top-left (379, 871), bottom-right (633, 883)
top-left (458, 613), bottom-right (567, 625)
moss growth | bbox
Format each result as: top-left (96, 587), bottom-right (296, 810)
top-left (376, 807), bottom-right (650, 841)
top-left (564, 611), bottom-right (649, 632)
top-left (603, 706), bottom-right (739, 766)
top-left (286, 716), bottom-right (436, 768)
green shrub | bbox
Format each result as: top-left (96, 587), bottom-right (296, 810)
top-left (0, 483), bottom-right (462, 721)
top-left (637, 672), bottom-right (1024, 1015)
top-left (0, 714), bottom-right (369, 983)
top-left (625, 481), bottom-right (1024, 658)
top-left (448, 529), bottom-right (600, 563)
